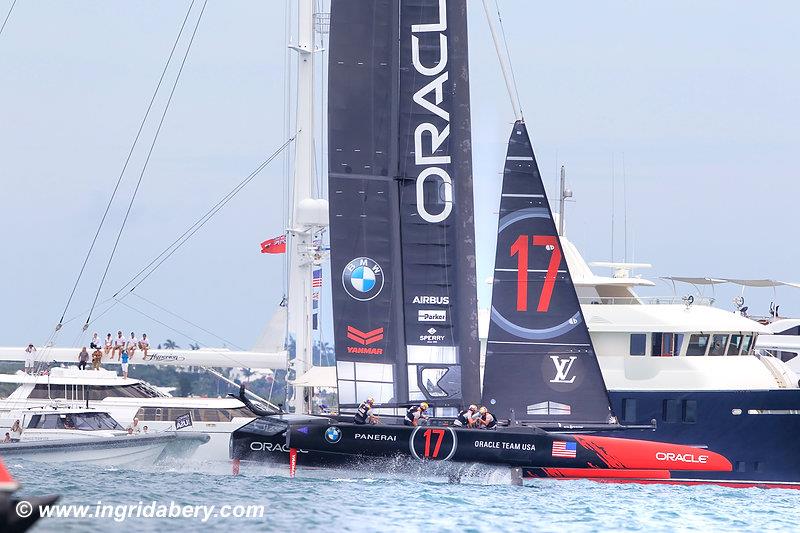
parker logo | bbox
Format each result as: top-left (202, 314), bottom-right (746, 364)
top-left (418, 309), bottom-right (446, 322)
top-left (549, 355), bottom-right (577, 384)
top-left (346, 326), bottom-right (384, 355)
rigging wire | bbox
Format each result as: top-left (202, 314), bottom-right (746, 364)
top-left (130, 292), bottom-right (245, 351)
top-left (56, 136), bottom-right (296, 330)
top-left (0, 0), bottom-right (16, 38)
top-left (83, 0), bottom-right (208, 329)
top-left (492, 0), bottom-right (523, 119)
top-left (56, 0), bottom-right (198, 329)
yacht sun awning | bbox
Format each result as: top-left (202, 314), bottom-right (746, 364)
top-left (661, 276), bottom-right (727, 285)
top-left (289, 366), bottom-right (337, 388)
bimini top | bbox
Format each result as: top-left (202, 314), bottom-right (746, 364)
top-left (663, 277), bottom-right (800, 289)
top-left (583, 303), bottom-right (772, 334)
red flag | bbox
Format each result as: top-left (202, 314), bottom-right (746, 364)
top-left (260, 234), bottom-right (286, 254)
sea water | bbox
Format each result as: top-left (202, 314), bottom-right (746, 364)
top-left (7, 458), bottom-right (799, 532)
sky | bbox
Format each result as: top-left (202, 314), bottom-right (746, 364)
top-left (1, 0), bottom-right (798, 351)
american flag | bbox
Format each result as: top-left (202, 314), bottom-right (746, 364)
top-left (551, 441), bottom-right (577, 458)
top-left (312, 268), bottom-right (323, 288)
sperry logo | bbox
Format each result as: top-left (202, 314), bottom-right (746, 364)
top-left (549, 355), bottom-right (577, 384)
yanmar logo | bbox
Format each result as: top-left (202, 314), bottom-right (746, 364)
top-left (346, 326), bottom-right (384, 355)
top-left (655, 452), bottom-right (708, 464)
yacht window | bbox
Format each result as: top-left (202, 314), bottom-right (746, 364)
top-left (27, 415), bottom-right (41, 429)
top-left (39, 415), bottom-right (65, 429)
top-left (683, 400), bottom-right (697, 423)
top-left (652, 333), bottom-right (681, 357)
top-left (630, 334), bottom-right (646, 356)
top-left (663, 399), bottom-right (681, 423)
top-left (709, 334), bottom-right (729, 356)
top-left (66, 413), bottom-right (124, 431)
top-left (741, 335), bottom-right (753, 355)
top-left (686, 334), bottom-right (710, 356)
top-left (727, 335), bottom-right (743, 355)
top-left (622, 399), bottom-right (637, 423)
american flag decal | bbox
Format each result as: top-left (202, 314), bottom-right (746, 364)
top-left (312, 268), bottom-right (323, 288)
top-left (551, 441), bottom-right (577, 458)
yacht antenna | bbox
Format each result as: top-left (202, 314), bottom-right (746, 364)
top-left (611, 154), bottom-right (615, 261)
top-left (623, 153), bottom-right (628, 262)
top-left (287, 0), bottom-right (328, 414)
top-left (481, 0), bottom-right (523, 121)
top-left (558, 165), bottom-right (572, 236)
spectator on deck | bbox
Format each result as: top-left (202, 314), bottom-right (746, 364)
top-left (138, 333), bottom-right (150, 359)
top-left (78, 347), bottom-right (90, 370)
top-left (24, 343), bottom-right (36, 374)
top-left (128, 418), bottom-right (141, 434)
top-left (104, 333), bottom-right (113, 357)
top-left (92, 347), bottom-right (103, 370)
top-left (112, 331), bottom-right (125, 359)
top-left (90, 332), bottom-right (101, 350)
top-left (121, 349), bottom-right (130, 379)
top-left (127, 332), bottom-right (138, 360)
top-left (10, 420), bottom-right (22, 441)
top-left (2, 433), bottom-right (10, 443)
top-left (142, 425), bottom-right (149, 434)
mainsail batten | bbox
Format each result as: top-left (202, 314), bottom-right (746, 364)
top-left (482, 121), bottom-right (613, 423)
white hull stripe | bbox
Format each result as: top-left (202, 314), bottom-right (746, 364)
top-left (507, 156), bottom-right (534, 161)
top-left (501, 193), bottom-right (544, 198)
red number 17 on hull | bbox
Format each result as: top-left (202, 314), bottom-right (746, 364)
top-left (510, 235), bottom-right (562, 313)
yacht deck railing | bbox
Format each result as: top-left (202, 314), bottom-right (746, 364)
top-left (578, 296), bottom-right (715, 306)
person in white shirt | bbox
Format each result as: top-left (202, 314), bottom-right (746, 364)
top-left (127, 332), bottom-right (138, 359)
top-left (24, 344), bottom-right (36, 374)
top-left (138, 333), bottom-right (150, 358)
top-left (104, 333), bottom-right (113, 357)
top-left (112, 331), bottom-right (125, 360)
top-left (90, 332), bottom-right (101, 350)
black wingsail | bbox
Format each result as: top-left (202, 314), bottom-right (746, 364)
top-left (328, 0), bottom-right (480, 411)
top-left (397, 0), bottom-right (481, 409)
top-left (481, 121), bottom-right (613, 423)
top-left (328, 0), bottom-right (408, 409)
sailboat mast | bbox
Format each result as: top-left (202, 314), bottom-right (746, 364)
top-left (287, 0), bottom-right (323, 415)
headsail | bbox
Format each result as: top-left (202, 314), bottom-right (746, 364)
top-left (328, 0), bottom-right (480, 411)
top-left (481, 121), bottom-right (613, 423)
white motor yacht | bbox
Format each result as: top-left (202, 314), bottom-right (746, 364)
top-left (0, 367), bottom-right (256, 461)
top-left (0, 405), bottom-right (209, 466)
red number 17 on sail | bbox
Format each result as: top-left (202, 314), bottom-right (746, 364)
top-left (510, 235), bottom-right (562, 313)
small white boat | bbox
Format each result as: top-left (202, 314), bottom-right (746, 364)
top-left (0, 406), bottom-right (209, 466)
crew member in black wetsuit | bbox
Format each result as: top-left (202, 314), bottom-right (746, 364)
top-left (453, 404), bottom-right (478, 428)
top-left (353, 397), bottom-right (380, 425)
top-left (404, 402), bottom-right (429, 426)
top-left (478, 406), bottom-right (497, 429)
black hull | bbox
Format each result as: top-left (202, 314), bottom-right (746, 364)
top-left (230, 414), bottom-right (731, 483)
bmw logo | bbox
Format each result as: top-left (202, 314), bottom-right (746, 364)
top-left (325, 426), bottom-right (342, 444)
top-left (342, 257), bottom-right (384, 301)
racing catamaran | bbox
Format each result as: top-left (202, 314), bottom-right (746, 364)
top-left (229, 0), bottom-right (734, 483)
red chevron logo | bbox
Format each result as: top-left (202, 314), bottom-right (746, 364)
top-left (346, 326), bottom-right (384, 346)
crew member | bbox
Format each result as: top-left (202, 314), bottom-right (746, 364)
top-left (453, 404), bottom-right (478, 428)
top-left (404, 402), bottom-right (429, 427)
top-left (478, 406), bottom-right (497, 429)
top-left (353, 397), bottom-right (380, 425)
